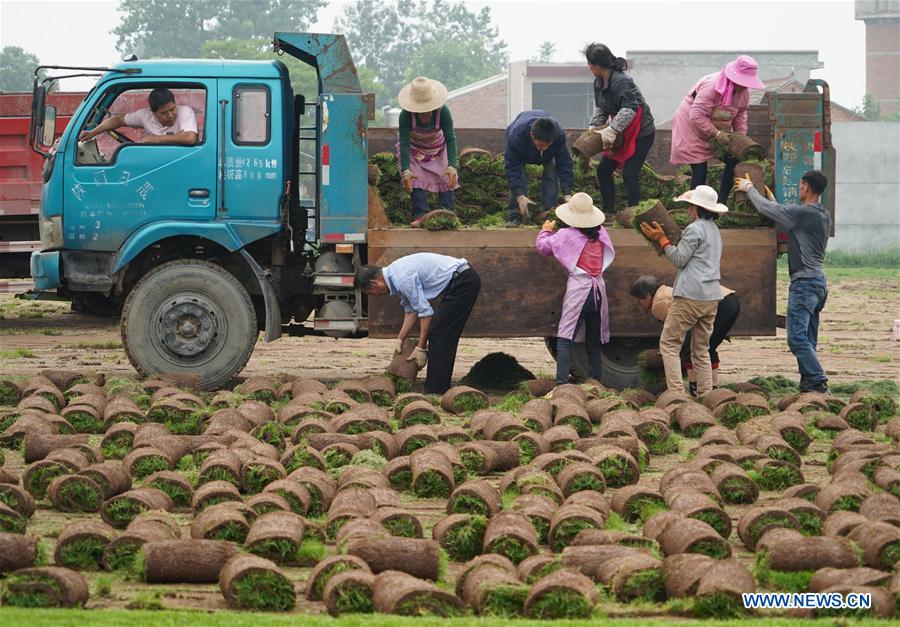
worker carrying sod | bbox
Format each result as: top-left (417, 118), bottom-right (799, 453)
top-left (735, 170), bottom-right (831, 393)
top-left (354, 253), bottom-right (481, 395)
top-left (670, 55), bottom-right (765, 202)
top-left (397, 77), bottom-right (460, 228)
top-left (629, 275), bottom-right (741, 397)
top-left (639, 185), bottom-right (726, 397)
top-left (535, 192), bottom-right (615, 385)
top-left (504, 110), bottom-right (574, 227)
top-left (583, 43), bottom-right (655, 215)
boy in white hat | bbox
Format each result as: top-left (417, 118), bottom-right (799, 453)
top-left (536, 192), bottom-right (615, 385)
top-left (397, 77), bottom-right (459, 227)
top-left (639, 185), bottom-right (726, 397)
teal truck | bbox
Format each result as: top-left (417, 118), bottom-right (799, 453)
top-left (27, 33), bottom-right (835, 389)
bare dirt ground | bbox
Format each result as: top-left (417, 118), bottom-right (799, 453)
top-left (1, 270), bottom-right (896, 387)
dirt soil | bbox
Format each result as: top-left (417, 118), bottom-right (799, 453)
top-left (0, 273), bottom-right (896, 386)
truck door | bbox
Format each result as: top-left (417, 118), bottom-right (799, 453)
top-left (64, 80), bottom-right (217, 251)
top-left (216, 78), bottom-right (284, 223)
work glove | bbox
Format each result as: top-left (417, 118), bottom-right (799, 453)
top-left (733, 173), bottom-right (754, 193)
top-left (563, 194), bottom-right (572, 202)
top-left (599, 125), bottom-right (618, 150)
top-left (541, 220), bottom-right (556, 233)
top-left (402, 169), bottom-right (415, 193)
top-left (395, 338), bottom-right (405, 354)
top-left (446, 166), bottom-right (458, 188)
top-left (406, 347), bottom-right (428, 369)
top-left (639, 220), bottom-right (670, 248)
top-left (516, 195), bottom-right (536, 219)
top-left (763, 185), bottom-right (776, 201)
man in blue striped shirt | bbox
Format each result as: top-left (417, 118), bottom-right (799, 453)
top-left (355, 253), bottom-right (481, 394)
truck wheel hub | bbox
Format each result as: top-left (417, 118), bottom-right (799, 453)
top-left (156, 297), bottom-right (220, 358)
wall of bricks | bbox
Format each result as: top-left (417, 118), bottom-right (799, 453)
top-left (865, 20), bottom-right (900, 113)
top-left (446, 80), bottom-right (508, 129)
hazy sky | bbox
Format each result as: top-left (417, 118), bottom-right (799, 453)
top-left (1, 0), bottom-right (868, 108)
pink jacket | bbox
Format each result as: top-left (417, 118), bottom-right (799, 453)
top-left (536, 227), bottom-right (616, 342)
top-left (670, 73), bottom-right (750, 165)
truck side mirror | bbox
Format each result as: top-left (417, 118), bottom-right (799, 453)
top-left (41, 105), bottom-right (57, 147)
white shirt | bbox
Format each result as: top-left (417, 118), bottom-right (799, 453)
top-left (123, 105), bottom-right (198, 136)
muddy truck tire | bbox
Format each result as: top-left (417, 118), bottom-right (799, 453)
top-left (121, 260), bottom-right (257, 390)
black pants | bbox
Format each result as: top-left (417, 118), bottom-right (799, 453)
top-left (426, 268), bottom-right (481, 394)
top-left (596, 132), bottom-right (655, 212)
top-left (556, 292), bottom-right (602, 384)
top-left (690, 155), bottom-right (738, 204)
top-left (680, 292), bottom-right (741, 368)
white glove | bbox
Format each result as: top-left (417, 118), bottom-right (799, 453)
top-left (714, 130), bottom-right (731, 144)
top-left (599, 125), bottom-right (618, 150)
top-left (395, 338), bottom-right (405, 353)
top-left (516, 195), bottom-right (536, 218)
top-left (446, 165), bottom-right (458, 188)
top-left (406, 347), bottom-right (427, 369)
top-left (402, 169), bottom-right (415, 193)
top-left (563, 195), bottom-right (572, 202)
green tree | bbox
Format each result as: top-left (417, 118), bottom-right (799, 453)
top-left (1, 46), bottom-right (43, 92)
top-left (113, 0), bottom-right (326, 58)
top-left (335, 0), bottom-right (508, 104)
top-left (534, 41), bottom-right (556, 63)
top-left (854, 92), bottom-right (882, 121)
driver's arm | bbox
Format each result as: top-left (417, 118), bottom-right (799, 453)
top-left (140, 131), bottom-right (198, 146)
top-left (78, 115), bottom-right (126, 142)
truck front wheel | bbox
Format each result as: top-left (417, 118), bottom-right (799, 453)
top-left (121, 259), bottom-right (257, 390)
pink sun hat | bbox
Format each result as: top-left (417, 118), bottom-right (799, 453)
top-left (724, 55), bottom-right (766, 89)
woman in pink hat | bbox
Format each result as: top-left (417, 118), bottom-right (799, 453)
top-left (670, 55), bottom-right (766, 203)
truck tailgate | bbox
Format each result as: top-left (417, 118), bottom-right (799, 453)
top-left (367, 228), bottom-right (776, 339)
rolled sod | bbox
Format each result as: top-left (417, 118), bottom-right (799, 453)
top-left (848, 521), bottom-right (900, 569)
top-left (524, 569), bottom-right (598, 619)
top-left (191, 480), bottom-right (242, 513)
top-left (585, 397), bottom-right (631, 423)
top-left (399, 400), bottom-right (441, 428)
top-left (434, 425), bottom-right (470, 445)
top-left (764, 534), bottom-right (859, 571)
top-left (410, 447), bottom-right (455, 498)
top-left (548, 504), bottom-right (605, 551)
top-left (483, 512), bottom-right (539, 565)
top-left (100, 423), bottom-right (138, 459)
top-left (78, 462), bottom-right (132, 499)
top-left (440, 386), bottom-right (489, 415)
top-left (555, 461), bottom-right (606, 496)
top-left (384, 456), bottom-right (412, 491)
top-left (587, 445), bottom-right (640, 488)
top-left (447, 479), bottom-right (501, 518)
top-left (773, 497), bottom-right (825, 536)
top-left (103, 395), bottom-right (144, 424)
top-left (0, 566), bottom-right (88, 608)
top-left (218, 553), bottom-right (296, 611)
top-left (337, 466), bottom-right (389, 491)
top-left (839, 402), bottom-right (876, 431)
top-left (47, 474), bottom-right (104, 513)
top-left (102, 511), bottom-right (181, 572)
top-left (282, 467), bottom-right (334, 516)
top-left (662, 553), bottom-right (716, 598)
top-left (393, 425), bottom-right (438, 456)
top-left (808, 567), bottom-right (892, 593)
top-left (323, 569), bottom-right (376, 616)
top-left (543, 424), bottom-right (580, 452)
top-left (482, 415), bottom-right (528, 441)
top-left (347, 536), bottom-right (442, 580)
top-left (710, 462), bottom-right (759, 504)
top-left (198, 449), bottom-right (243, 486)
top-left (693, 559), bottom-right (756, 618)
top-left (100, 487), bottom-right (173, 529)
top-left (516, 555), bottom-right (563, 584)
top-left (240, 458), bottom-right (287, 494)
top-left (61, 396), bottom-right (108, 434)
top-left (668, 491), bottom-right (732, 539)
top-left (657, 516), bottom-right (731, 559)
top-left (144, 471), bottom-right (193, 509)
top-left (0, 533), bottom-right (37, 573)
top-left (455, 554), bottom-right (516, 597)
top-left (561, 544), bottom-right (644, 583)
top-left (849, 389), bottom-right (897, 423)
top-left (23, 433), bottom-right (90, 464)
top-left (461, 564), bottom-right (528, 617)
top-left (433, 514), bottom-right (487, 562)
top-left (0, 484), bottom-right (36, 518)
top-left (752, 458), bottom-right (804, 491)
top-left (606, 553), bottom-right (665, 602)
top-left (674, 403), bottom-right (716, 437)
top-left (814, 481), bottom-right (869, 513)
top-left (699, 425), bottom-right (739, 447)
top-left (860, 493), bottom-right (900, 525)
top-left (123, 446), bottom-right (173, 480)
top-left (53, 520), bottom-right (116, 571)
top-left (571, 529), bottom-right (657, 551)
top-left (611, 485), bottom-right (667, 523)
top-left (374, 507), bottom-right (423, 538)
top-left (141, 539), bottom-right (239, 583)
top-left (373, 569), bottom-right (464, 617)
top-left (191, 503), bottom-right (250, 543)
top-left (510, 494), bottom-right (556, 544)
top-left (306, 555), bottom-right (372, 601)
top-left (514, 432), bottom-right (549, 466)
top-left (736, 506), bottom-right (800, 550)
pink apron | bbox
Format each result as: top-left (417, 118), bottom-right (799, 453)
top-left (535, 228), bottom-right (616, 343)
top-left (398, 111), bottom-right (459, 193)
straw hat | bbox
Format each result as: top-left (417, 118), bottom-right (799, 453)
top-left (398, 77), bottom-right (449, 113)
top-left (556, 192), bottom-right (606, 228)
top-left (673, 185), bottom-right (729, 214)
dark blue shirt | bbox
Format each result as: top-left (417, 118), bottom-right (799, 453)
top-left (504, 110), bottom-right (574, 198)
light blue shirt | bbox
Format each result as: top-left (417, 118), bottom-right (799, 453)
top-left (382, 253), bottom-right (468, 318)
top-left (664, 218), bottom-right (722, 301)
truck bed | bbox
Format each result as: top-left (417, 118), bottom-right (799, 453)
top-left (367, 227), bottom-right (776, 339)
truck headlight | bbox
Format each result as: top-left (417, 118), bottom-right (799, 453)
top-left (39, 216), bottom-right (63, 250)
